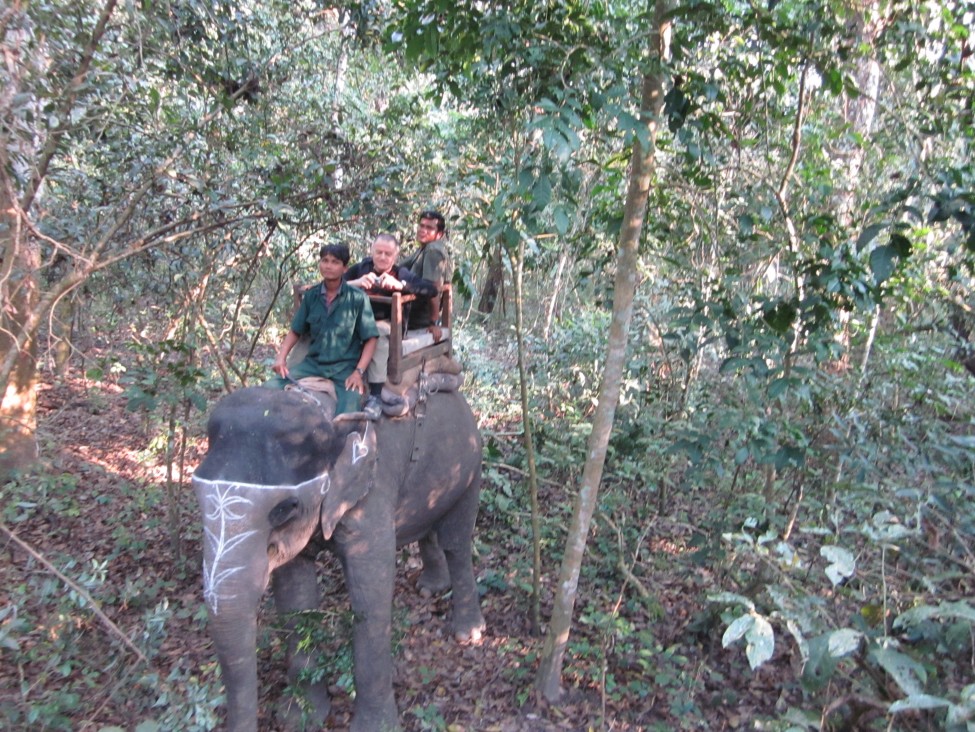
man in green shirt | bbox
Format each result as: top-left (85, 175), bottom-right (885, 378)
top-left (268, 243), bottom-right (380, 416)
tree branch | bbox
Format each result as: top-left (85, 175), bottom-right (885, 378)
top-left (0, 520), bottom-right (149, 664)
top-left (21, 0), bottom-right (120, 213)
top-left (774, 60), bottom-right (808, 253)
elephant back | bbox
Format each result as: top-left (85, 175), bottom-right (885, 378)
top-left (380, 390), bottom-right (482, 543)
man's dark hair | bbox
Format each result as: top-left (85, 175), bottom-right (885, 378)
top-left (319, 243), bottom-right (350, 265)
top-left (418, 210), bottom-right (446, 234)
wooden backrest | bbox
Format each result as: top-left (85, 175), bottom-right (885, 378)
top-left (369, 285), bottom-right (452, 384)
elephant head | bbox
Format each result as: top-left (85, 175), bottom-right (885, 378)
top-left (191, 387), bottom-right (376, 732)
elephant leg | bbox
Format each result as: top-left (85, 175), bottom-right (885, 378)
top-left (271, 554), bottom-right (331, 730)
top-left (436, 483), bottom-right (486, 642)
top-left (417, 532), bottom-right (450, 595)
top-left (339, 531), bottom-right (401, 732)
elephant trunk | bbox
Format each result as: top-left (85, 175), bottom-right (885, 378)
top-left (209, 607), bottom-right (260, 732)
top-left (196, 477), bottom-right (273, 732)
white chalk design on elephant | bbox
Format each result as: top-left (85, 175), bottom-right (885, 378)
top-left (352, 424), bottom-right (370, 464)
top-left (196, 471), bottom-right (332, 614)
top-left (201, 484), bottom-right (257, 615)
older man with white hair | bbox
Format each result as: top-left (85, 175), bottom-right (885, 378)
top-left (346, 233), bottom-right (437, 417)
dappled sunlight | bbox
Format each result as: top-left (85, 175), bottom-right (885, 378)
top-left (3, 369), bottom-right (215, 730)
top-left (4, 381), bottom-right (36, 411)
top-left (35, 375), bottom-right (208, 483)
top-left (650, 536), bottom-right (690, 555)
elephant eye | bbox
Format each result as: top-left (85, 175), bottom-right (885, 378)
top-left (268, 497), bottom-right (301, 528)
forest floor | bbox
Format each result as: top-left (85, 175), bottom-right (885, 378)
top-left (1, 360), bottom-right (797, 732)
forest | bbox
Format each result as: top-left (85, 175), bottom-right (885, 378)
top-left (1, 0), bottom-right (974, 730)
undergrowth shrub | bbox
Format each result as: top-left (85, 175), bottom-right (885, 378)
top-left (0, 469), bottom-right (220, 731)
top-left (502, 277), bottom-right (975, 730)
top-left (701, 333), bottom-right (975, 730)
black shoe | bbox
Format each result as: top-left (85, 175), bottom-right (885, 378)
top-left (363, 396), bottom-right (383, 420)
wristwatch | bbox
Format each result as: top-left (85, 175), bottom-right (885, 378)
top-left (355, 367), bottom-right (365, 377)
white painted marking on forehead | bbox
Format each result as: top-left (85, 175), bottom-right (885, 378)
top-left (196, 468), bottom-right (331, 614)
top-left (192, 468), bottom-right (331, 492)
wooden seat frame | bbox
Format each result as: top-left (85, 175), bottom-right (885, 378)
top-left (368, 284), bottom-right (452, 384)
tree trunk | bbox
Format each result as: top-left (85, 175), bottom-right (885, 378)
top-left (51, 293), bottom-right (77, 379)
top-left (0, 185), bottom-right (40, 477)
top-left (477, 242), bottom-right (505, 314)
top-left (831, 5), bottom-right (883, 363)
top-left (534, 0), bottom-right (670, 701)
top-left (510, 240), bottom-right (543, 635)
top-left (542, 247), bottom-right (571, 341)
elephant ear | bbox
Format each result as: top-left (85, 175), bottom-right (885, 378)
top-left (320, 417), bottom-right (377, 541)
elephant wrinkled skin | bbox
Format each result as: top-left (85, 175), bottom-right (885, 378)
top-left (192, 386), bottom-right (484, 731)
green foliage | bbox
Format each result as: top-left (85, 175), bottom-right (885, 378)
top-left (385, 0), bottom-right (620, 112)
top-left (140, 662), bottom-right (223, 732)
top-left (121, 340), bottom-right (209, 416)
top-left (1, 472), bottom-right (81, 523)
top-left (409, 702), bottom-right (447, 731)
top-left (569, 609), bottom-right (661, 703)
top-left (701, 331), bottom-right (975, 727)
top-left (0, 550), bottom-right (220, 731)
top-left (287, 608), bottom-right (356, 695)
top-left (475, 168), bottom-right (975, 723)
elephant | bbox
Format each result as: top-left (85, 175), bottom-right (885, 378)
top-left (191, 384), bottom-right (485, 732)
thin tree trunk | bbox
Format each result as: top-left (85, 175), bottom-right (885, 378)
top-left (165, 400), bottom-right (182, 560)
top-left (775, 62), bottom-right (809, 378)
top-left (535, 0), bottom-right (670, 701)
top-left (831, 5), bottom-right (883, 363)
top-left (51, 291), bottom-right (77, 379)
top-left (542, 247), bottom-right (571, 341)
top-left (858, 306), bottom-right (881, 393)
top-left (511, 240), bottom-right (543, 634)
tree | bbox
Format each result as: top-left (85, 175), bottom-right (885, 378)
top-left (0, 153), bottom-right (40, 473)
top-left (534, 0), bottom-right (671, 700)
top-left (1, 0), bottom-right (120, 475)
top-left (0, 0), bottom-right (449, 477)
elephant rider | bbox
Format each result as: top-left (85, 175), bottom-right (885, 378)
top-left (345, 232), bottom-right (437, 414)
top-left (399, 209), bottom-right (452, 341)
top-left (267, 243), bottom-right (381, 417)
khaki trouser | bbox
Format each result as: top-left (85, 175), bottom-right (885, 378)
top-left (366, 320), bottom-right (391, 384)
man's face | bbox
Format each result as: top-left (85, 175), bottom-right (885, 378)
top-left (371, 239), bottom-right (398, 274)
top-left (417, 217), bottom-right (442, 245)
top-left (319, 253), bottom-right (347, 281)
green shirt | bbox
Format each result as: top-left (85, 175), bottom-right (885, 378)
top-left (291, 282), bottom-right (380, 378)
